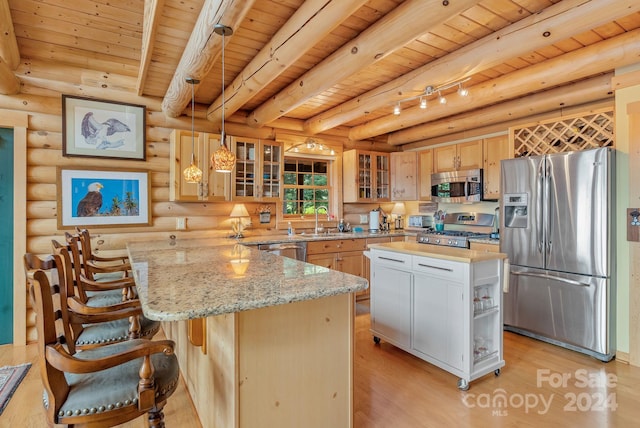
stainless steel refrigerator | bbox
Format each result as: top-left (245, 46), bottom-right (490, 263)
top-left (500, 147), bottom-right (615, 361)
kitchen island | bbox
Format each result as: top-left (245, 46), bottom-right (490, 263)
top-left (127, 237), bottom-right (368, 428)
top-left (366, 242), bottom-right (508, 390)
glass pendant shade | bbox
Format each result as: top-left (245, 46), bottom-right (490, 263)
top-left (184, 153), bottom-right (203, 183)
top-left (212, 134), bottom-right (236, 173)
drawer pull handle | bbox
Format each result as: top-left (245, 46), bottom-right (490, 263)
top-left (378, 256), bottom-right (406, 264)
top-left (418, 263), bottom-right (453, 272)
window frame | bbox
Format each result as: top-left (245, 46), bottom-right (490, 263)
top-left (282, 155), bottom-right (332, 218)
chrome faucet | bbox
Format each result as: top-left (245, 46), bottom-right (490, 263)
top-left (315, 206), bottom-right (328, 234)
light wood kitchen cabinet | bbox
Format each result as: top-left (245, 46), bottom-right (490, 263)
top-left (307, 238), bottom-right (366, 281)
top-left (433, 140), bottom-right (483, 173)
top-left (170, 129), bottom-right (229, 201)
top-left (482, 135), bottom-right (511, 200)
top-left (390, 151), bottom-right (417, 201)
top-left (418, 149), bottom-right (433, 200)
top-left (232, 137), bottom-right (282, 201)
top-left (343, 149), bottom-right (390, 203)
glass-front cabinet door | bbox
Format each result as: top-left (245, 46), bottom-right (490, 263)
top-left (375, 153), bottom-right (390, 200)
top-left (343, 149), bottom-right (390, 203)
top-left (358, 152), bottom-right (372, 200)
top-left (261, 140), bottom-right (281, 199)
top-left (232, 137), bottom-right (282, 201)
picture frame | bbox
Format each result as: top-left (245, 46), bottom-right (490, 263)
top-left (57, 167), bottom-right (151, 229)
top-left (62, 94), bottom-right (146, 160)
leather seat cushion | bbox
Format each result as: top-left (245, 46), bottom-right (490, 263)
top-left (53, 339), bottom-right (179, 419)
top-left (77, 317), bottom-right (160, 346)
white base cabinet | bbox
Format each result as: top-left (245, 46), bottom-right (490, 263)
top-left (368, 247), bottom-right (505, 390)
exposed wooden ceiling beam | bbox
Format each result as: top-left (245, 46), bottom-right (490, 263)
top-left (350, 28), bottom-right (640, 141)
top-left (387, 73), bottom-right (614, 145)
top-left (305, 0), bottom-right (640, 136)
top-left (137, 0), bottom-right (165, 96)
top-left (244, 0), bottom-right (482, 128)
top-left (0, 0), bottom-right (19, 69)
top-left (161, 0), bottom-right (255, 118)
top-left (0, 0), bottom-right (20, 94)
top-left (0, 59), bottom-right (20, 94)
top-left (205, 0), bottom-right (368, 125)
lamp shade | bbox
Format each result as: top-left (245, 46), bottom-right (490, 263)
top-left (230, 203), bottom-right (250, 218)
top-left (391, 202), bottom-right (406, 216)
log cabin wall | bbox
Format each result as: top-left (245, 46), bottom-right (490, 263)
top-left (5, 81), bottom-right (388, 343)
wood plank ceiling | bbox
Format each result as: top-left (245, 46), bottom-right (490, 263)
top-left (4, 0), bottom-right (640, 147)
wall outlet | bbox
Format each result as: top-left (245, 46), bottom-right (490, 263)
top-left (176, 217), bottom-right (187, 230)
top-left (359, 214), bottom-right (368, 224)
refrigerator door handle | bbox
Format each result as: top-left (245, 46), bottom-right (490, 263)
top-left (545, 162), bottom-right (553, 255)
top-left (511, 270), bottom-right (587, 287)
top-left (536, 160), bottom-right (544, 253)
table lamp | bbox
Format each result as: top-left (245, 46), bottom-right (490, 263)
top-left (230, 203), bottom-right (250, 238)
top-left (391, 202), bottom-right (406, 230)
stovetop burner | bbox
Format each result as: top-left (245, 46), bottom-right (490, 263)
top-left (415, 212), bottom-right (494, 248)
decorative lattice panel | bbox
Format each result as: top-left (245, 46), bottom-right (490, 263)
top-left (510, 108), bottom-right (614, 157)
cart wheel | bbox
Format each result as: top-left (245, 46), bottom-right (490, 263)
top-left (457, 379), bottom-right (469, 391)
top-left (494, 369), bottom-right (501, 376)
top-left (373, 336), bottom-right (381, 344)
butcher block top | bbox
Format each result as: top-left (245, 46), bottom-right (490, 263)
top-left (367, 242), bottom-right (508, 263)
top-left (127, 237), bottom-right (367, 321)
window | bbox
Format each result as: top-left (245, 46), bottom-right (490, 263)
top-left (283, 158), bottom-right (330, 216)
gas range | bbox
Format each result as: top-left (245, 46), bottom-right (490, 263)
top-left (415, 212), bottom-right (495, 248)
top-left (416, 230), bottom-right (491, 248)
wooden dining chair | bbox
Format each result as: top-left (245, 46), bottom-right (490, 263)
top-left (26, 252), bottom-right (179, 427)
top-left (52, 238), bottom-right (127, 307)
top-left (26, 247), bottom-right (160, 349)
top-left (75, 227), bottom-right (131, 282)
top-left (59, 234), bottom-right (135, 305)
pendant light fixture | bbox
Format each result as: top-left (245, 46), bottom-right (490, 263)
top-left (211, 23), bottom-right (236, 173)
top-left (183, 77), bottom-right (203, 183)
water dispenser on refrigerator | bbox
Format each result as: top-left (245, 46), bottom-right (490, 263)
top-left (503, 193), bottom-right (528, 228)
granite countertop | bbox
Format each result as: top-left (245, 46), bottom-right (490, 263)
top-left (468, 237), bottom-right (501, 245)
top-left (127, 237), bottom-right (368, 321)
top-left (238, 230), bottom-right (410, 246)
top-left (367, 242), bottom-right (507, 263)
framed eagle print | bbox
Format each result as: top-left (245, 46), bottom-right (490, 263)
top-left (57, 167), bottom-right (151, 229)
top-left (62, 95), bottom-right (146, 160)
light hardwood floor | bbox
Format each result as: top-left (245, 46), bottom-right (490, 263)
top-left (3, 302), bottom-right (640, 427)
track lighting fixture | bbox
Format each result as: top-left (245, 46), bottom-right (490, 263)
top-left (286, 138), bottom-right (336, 156)
top-left (391, 77), bottom-right (470, 116)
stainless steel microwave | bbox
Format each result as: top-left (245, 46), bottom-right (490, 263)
top-left (430, 169), bottom-right (483, 203)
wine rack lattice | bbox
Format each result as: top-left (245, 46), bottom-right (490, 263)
top-left (510, 108), bottom-right (614, 157)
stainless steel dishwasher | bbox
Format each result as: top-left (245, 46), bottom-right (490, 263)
top-left (257, 241), bottom-right (307, 261)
